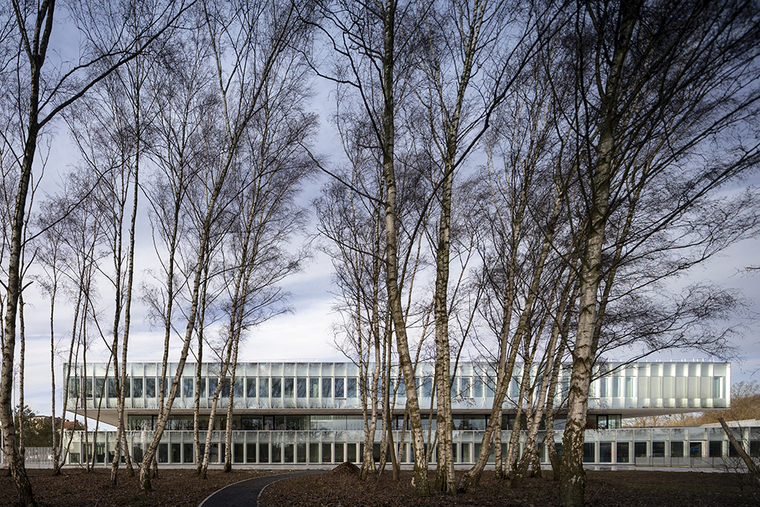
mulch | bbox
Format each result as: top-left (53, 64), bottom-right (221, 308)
top-left (1, 465), bottom-right (757, 506)
top-left (260, 466), bottom-right (760, 507)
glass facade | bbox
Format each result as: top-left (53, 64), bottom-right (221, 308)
top-left (52, 360), bottom-right (745, 469)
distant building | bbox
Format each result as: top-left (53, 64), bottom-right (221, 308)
top-left (26, 360), bottom-right (757, 468)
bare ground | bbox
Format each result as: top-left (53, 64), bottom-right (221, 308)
top-left (1, 465), bottom-right (757, 506)
top-left (260, 464), bottom-right (760, 507)
top-left (0, 468), bottom-right (276, 507)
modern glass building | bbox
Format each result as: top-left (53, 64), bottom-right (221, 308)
top-left (53, 360), bottom-right (754, 468)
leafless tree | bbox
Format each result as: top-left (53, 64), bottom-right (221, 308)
top-left (0, 0), bottom-right (191, 502)
top-left (548, 2), bottom-right (760, 505)
top-left (136, 0), bottom-right (317, 491)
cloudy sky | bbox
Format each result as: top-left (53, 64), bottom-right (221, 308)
top-left (9, 5), bottom-right (760, 422)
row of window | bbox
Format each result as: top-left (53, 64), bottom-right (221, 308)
top-left (596, 377), bottom-right (723, 398)
top-left (72, 376), bottom-right (361, 400)
top-left (580, 439), bottom-right (759, 462)
top-left (74, 440), bottom-right (499, 466)
top-left (71, 373), bottom-right (724, 402)
top-left (72, 437), bottom-right (758, 467)
top-left (126, 414), bottom-right (510, 432)
top-left (71, 375), bottom-right (510, 401)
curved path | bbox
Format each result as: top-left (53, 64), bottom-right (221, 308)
top-left (199, 471), bottom-right (322, 507)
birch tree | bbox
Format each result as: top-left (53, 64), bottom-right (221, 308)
top-left (554, 1), bottom-right (760, 505)
top-left (137, 0), bottom-right (316, 491)
top-left (0, 0), bottom-right (190, 502)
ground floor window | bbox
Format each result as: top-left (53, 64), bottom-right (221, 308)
top-left (599, 442), bottom-right (612, 463)
top-left (184, 443), bottom-right (194, 463)
top-left (583, 443), bottom-right (595, 462)
top-left (171, 443), bottom-right (181, 462)
top-left (634, 442), bottom-right (647, 458)
top-left (709, 441), bottom-right (722, 457)
top-left (309, 443), bottom-right (319, 463)
top-left (652, 442), bottom-right (665, 457)
top-left (297, 442), bottom-right (307, 463)
top-left (158, 443), bottom-right (168, 463)
top-left (617, 442), bottom-right (629, 463)
top-left (671, 441), bottom-right (684, 458)
top-left (322, 443), bottom-right (332, 463)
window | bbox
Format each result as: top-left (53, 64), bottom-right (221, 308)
top-left (473, 378), bottom-right (483, 398)
top-left (322, 378), bottom-right (332, 398)
top-left (272, 442), bottom-right (282, 463)
top-left (460, 378), bottom-right (471, 397)
top-left (132, 378), bottom-right (143, 398)
top-left (310, 378), bottom-right (319, 398)
top-left (133, 444), bottom-right (143, 463)
top-left (509, 378), bottom-right (518, 398)
top-left (271, 378), bottom-right (281, 398)
top-left (309, 443), bottom-right (319, 463)
top-left (285, 416), bottom-right (307, 430)
top-left (284, 378), bottom-right (294, 398)
top-left (259, 378), bottom-right (269, 398)
top-left (322, 443), bottom-right (332, 463)
top-left (625, 377), bottom-right (634, 397)
top-left (183, 443), bottom-right (194, 463)
top-left (171, 443), bottom-right (181, 463)
top-left (241, 416), bottom-right (262, 430)
top-left (600, 377), bottom-right (608, 397)
top-left (95, 378), bottom-right (105, 398)
top-left (600, 442), bottom-right (612, 463)
top-left (617, 442), bottom-right (629, 463)
top-left (158, 443), bottom-right (168, 463)
top-left (297, 443), bottom-right (307, 463)
top-left (221, 379), bottom-right (230, 398)
top-left (461, 443), bottom-right (471, 463)
top-left (259, 444), bottom-right (269, 463)
top-left (652, 442), bottom-right (665, 457)
top-left (234, 443), bottom-right (244, 463)
top-left (713, 377), bottom-right (722, 398)
top-left (709, 441), bottom-right (722, 457)
top-left (246, 377), bottom-right (256, 398)
top-left (422, 377), bottom-right (433, 398)
top-left (583, 443), bottom-right (595, 462)
top-left (671, 441), bottom-right (684, 457)
top-left (297, 378), bottom-right (307, 398)
top-left (234, 378), bottom-right (243, 398)
top-left (247, 443), bottom-right (256, 463)
top-left (335, 378), bottom-right (344, 398)
top-left (396, 376), bottom-right (406, 397)
top-left (183, 378), bottom-right (193, 398)
top-left (208, 378), bottom-right (218, 397)
top-left (68, 378), bottom-right (80, 398)
top-left (347, 378), bottom-right (357, 398)
top-left (145, 378), bottom-right (156, 398)
top-left (635, 442), bottom-right (647, 457)
top-left (107, 378), bottom-right (117, 397)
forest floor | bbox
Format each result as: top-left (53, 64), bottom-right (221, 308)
top-left (1, 464), bottom-right (758, 506)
